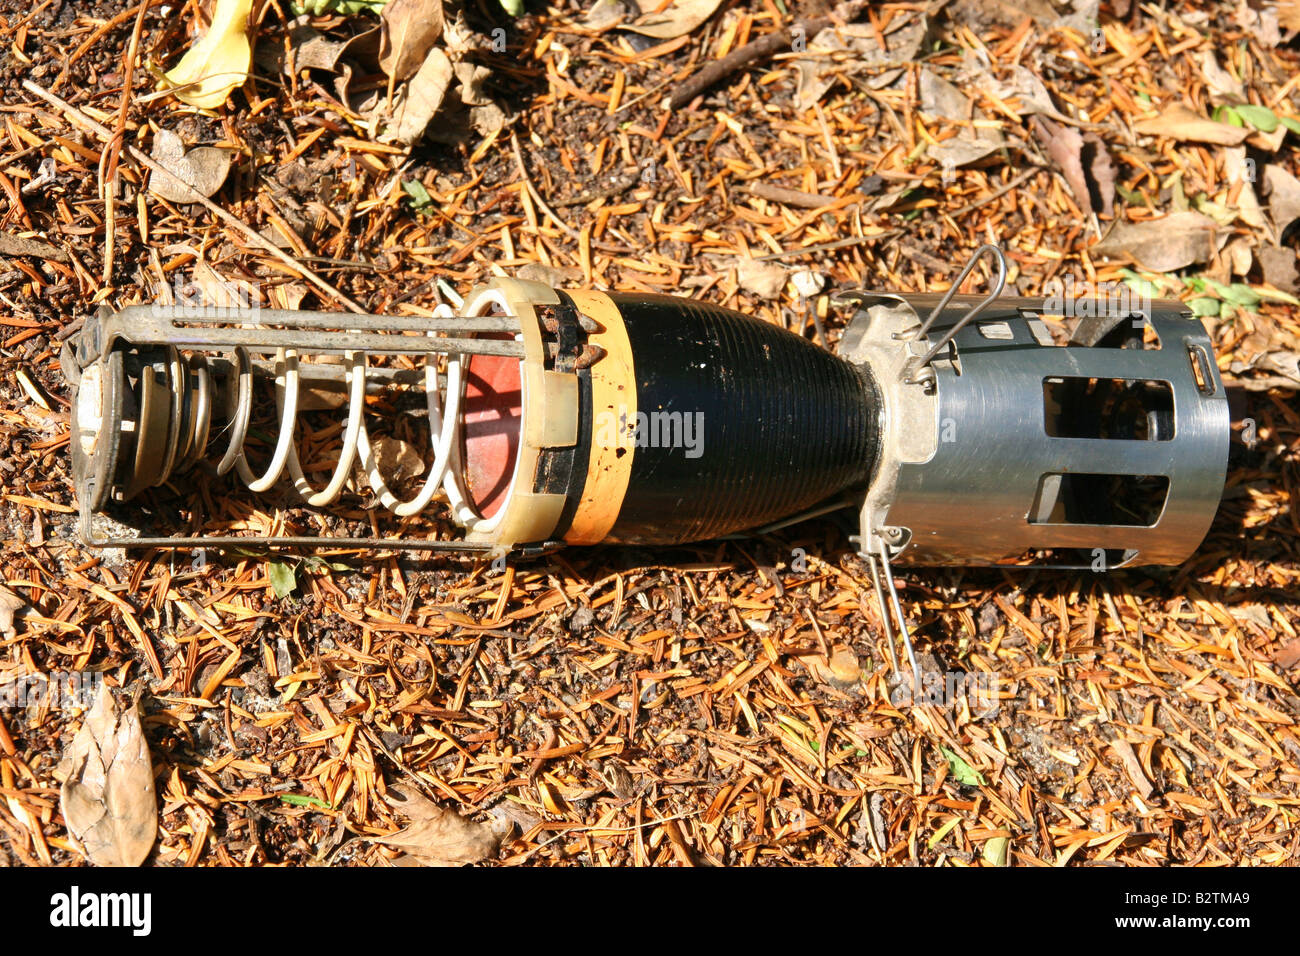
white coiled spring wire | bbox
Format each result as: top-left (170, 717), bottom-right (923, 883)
top-left (215, 289), bottom-right (518, 533)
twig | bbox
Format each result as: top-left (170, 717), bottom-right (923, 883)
top-left (754, 228), bottom-right (903, 261)
top-left (22, 79), bottom-right (368, 314)
top-left (101, 0), bottom-right (151, 285)
top-left (754, 167), bottom-right (1042, 261)
top-left (944, 166), bottom-right (1042, 221)
top-left (51, 1), bottom-right (152, 92)
top-left (509, 133), bottom-right (582, 243)
top-left (668, 0), bottom-right (869, 110)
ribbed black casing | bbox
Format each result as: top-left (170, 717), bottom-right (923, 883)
top-left (605, 293), bottom-right (880, 544)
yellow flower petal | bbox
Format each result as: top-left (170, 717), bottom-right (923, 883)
top-left (162, 0), bottom-right (254, 109)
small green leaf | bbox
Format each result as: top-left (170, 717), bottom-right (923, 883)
top-left (280, 793), bottom-right (331, 809)
top-left (291, 0), bottom-right (387, 14)
top-left (1219, 282), bottom-right (1261, 308)
top-left (1280, 116), bottom-right (1300, 136)
top-left (1220, 105), bottom-right (1245, 127)
top-left (1119, 268), bottom-right (1165, 300)
top-left (1187, 296), bottom-right (1220, 317)
top-left (402, 179), bottom-right (433, 213)
top-left (983, 835), bottom-right (1009, 866)
top-left (928, 816), bottom-right (962, 849)
top-left (499, 0), bottom-right (524, 15)
top-left (268, 560), bottom-right (298, 599)
top-left (1233, 104), bottom-right (1279, 132)
top-left (1255, 286), bottom-right (1300, 305)
top-left (1113, 182), bottom-right (1143, 205)
top-left (940, 746), bottom-right (986, 786)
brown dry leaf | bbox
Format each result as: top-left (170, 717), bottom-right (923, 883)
top-left (1263, 164), bottom-right (1300, 237)
top-left (1090, 212), bottom-right (1219, 272)
top-left (797, 647), bottom-right (861, 689)
top-left (979, 63), bottom-right (1074, 124)
top-left (0, 231), bottom-right (69, 262)
top-left (796, 18), bottom-right (928, 109)
top-left (0, 585), bottom-right (25, 639)
top-left (1258, 246), bottom-right (1298, 292)
top-left (148, 129), bottom-right (235, 204)
top-left (373, 784), bottom-right (503, 866)
top-left (384, 47), bottom-right (454, 144)
top-left (1275, 638), bottom-right (1300, 670)
top-left (1031, 117), bottom-right (1113, 218)
top-left (1199, 50), bottom-right (1246, 104)
top-left (274, 23), bottom-right (371, 74)
top-left (1221, 236), bottom-right (1254, 277)
top-left (624, 0), bottom-right (725, 39)
top-left (1223, 148), bottom-right (1265, 229)
top-left (828, 646), bottom-right (861, 684)
top-left (796, 654), bottom-right (836, 684)
top-left (583, 0), bottom-right (626, 30)
top-left (1239, 0), bottom-right (1285, 45)
top-left (1108, 738), bottom-right (1155, 801)
top-left (379, 0), bottom-right (445, 82)
top-left (734, 257), bottom-right (787, 298)
top-left (1282, 0), bottom-right (1300, 33)
top-left (1132, 103), bottom-right (1250, 145)
top-left (920, 68), bottom-right (1004, 169)
top-left (1086, 134), bottom-right (1116, 218)
top-left (56, 684), bottom-right (157, 867)
top-left (370, 435), bottom-right (425, 483)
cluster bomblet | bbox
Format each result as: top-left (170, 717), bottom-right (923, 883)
top-left (61, 245), bottom-right (1229, 578)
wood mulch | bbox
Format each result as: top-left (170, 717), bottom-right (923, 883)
top-left (0, 0), bottom-right (1296, 865)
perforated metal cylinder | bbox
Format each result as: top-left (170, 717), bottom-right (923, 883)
top-left (840, 295), bottom-right (1229, 568)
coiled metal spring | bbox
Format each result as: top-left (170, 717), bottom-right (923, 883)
top-left (84, 286), bottom-right (526, 537)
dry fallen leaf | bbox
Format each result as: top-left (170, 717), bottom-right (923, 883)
top-left (796, 18), bottom-right (928, 110)
top-left (373, 784), bottom-right (504, 866)
top-left (1258, 246), bottom-right (1298, 292)
top-left (161, 0), bottom-right (253, 109)
top-left (1108, 737), bottom-right (1155, 801)
top-left (56, 684), bottom-right (157, 867)
top-left (920, 68), bottom-right (1004, 169)
top-left (385, 46), bottom-right (454, 145)
top-left (624, 0), bottom-right (725, 39)
top-left (1031, 116), bottom-right (1114, 219)
top-left (1281, 0), bottom-right (1300, 34)
top-left (583, 0), bottom-right (627, 30)
top-left (979, 63), bottom-right (1075, 124)
top-left (1223, 147), bottom-right (1265, 229)
top-left (734, 257), bottom-right (787, 299)
top-left (0, 231), bottom-right (69, 263)
top-left (1132, 103), bottom-right (1250, 145)
top-left (148, 129), bottom-right (234, 203)
top-left (828, 647), bottom-right (861, 684)
top-left (1274, 638), bottom-right (1300, 670)
top-left (1199, 50), bottom-right (1246, 104)
top-left (379, 0), bottom-right (446, 81)
top-left (0, 585), bottom-right (25, 640)
top-left (370, 435), bottom-right (425, 484)
top-left (1263, 164), bottom-right (1300, 237)
top-left (1090, 212), bottom-right (1219, 272)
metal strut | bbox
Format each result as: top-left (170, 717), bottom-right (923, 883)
top-left (903, 243), bottom-right (1008, 385)
top-left (866, 542), bottom-right (922, 701)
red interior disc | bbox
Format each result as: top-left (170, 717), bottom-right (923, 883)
top-left (461, 352), bottom-right (522, 518)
